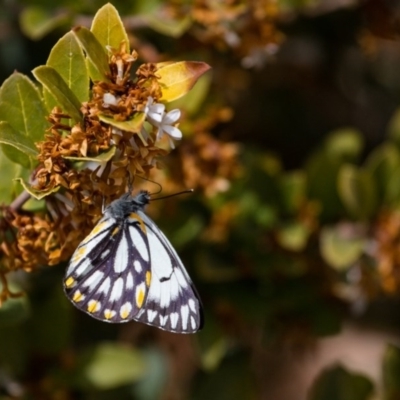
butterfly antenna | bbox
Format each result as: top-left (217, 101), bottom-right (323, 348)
top-left (151, 189), bottom-right (194, 201)
top-left (136, 175), bottom-right (163, 195)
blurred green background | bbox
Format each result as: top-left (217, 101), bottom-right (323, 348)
top-left (1, 0), bottom-right (400, 399)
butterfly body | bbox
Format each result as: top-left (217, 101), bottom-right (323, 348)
top-left (64, 190), bottom-right (203, 333)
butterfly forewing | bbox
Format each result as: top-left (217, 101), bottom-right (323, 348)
top-left (63, 191), bottom-right (203, 333)
top-left (63, 214), bottom-right (151, 323)
top-left (133, 211), bottom-right (203, 333)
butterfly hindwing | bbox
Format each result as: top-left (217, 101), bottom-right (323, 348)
top-left (63, 214), bottom-right (151, 323)
top-left (63, 190), bottom-right (203, 333)
top-left (133, 211), bottom-right (203, 333)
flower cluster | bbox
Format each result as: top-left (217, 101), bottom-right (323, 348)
top-left (3, 43), bottom-right (186, 276)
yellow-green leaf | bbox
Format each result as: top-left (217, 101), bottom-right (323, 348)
top-left (81, 343), bottom-right (147, 390)
top-left (157, 61), bottom-right (211, 102)
top-left (145, 14), bottom-right (192, 38)
top-left (0, 122), bottom-right (38, 157)
top-left (320, 225), bottom-right (365, 270)
top-left (99, 113), bottom-right (147, 144)
top-left (33, 66), bottom-right (82, 124)
top-left (63, 146), bottom-right (116, 162)
top-left (19, 6), bottom-right (70, 41)
top-left (91, 3), bottom-right (129, 52)
top-left (73, 26), bottom-right (111, 83)
top-left (0, 147), bottom-right (29, 203)
top-left (44, 31), bottom-right (89, 112)
top-left (0, 72), bottom-right (49, 143)
top-left (338, 164), bottom-right (378, 220)
top-left (277, 222), bottom-right (310, 252)
top-left (15, 177), bottom-right (59, 200)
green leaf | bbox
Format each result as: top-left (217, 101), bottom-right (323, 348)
top-left (306, 151), bottom-right (344, 221)
top-left (98, 113), bottom-right (147, 144)
top-left (81, 343), bottom-right (147, 389)
top-left (0, 72), bottom-right (49, 143)
top-left (0, 283), bottom-right (29, 328)
top-left (338, 164), bottom-right (378, 220)
top-left (0, 122), bottom-right (38, 157)
top-left (73, 26), bottom-right (111, 83)
top-left (279, 170), bottom-right (306, 214)
top-left (0, 147), bottom-right (29, 203)
top-left (276, 222), bottom-right (310, 252)
top-left (44, 31), bottom-right (89, 113)
top-left (309, 365), bottom-right (374, 400)
top-left (63, 146), bottom-right (116, 162)
top-left (320, 225), bottom-right (365, 270)
top-left (324, 128), bottom-right (364, 162)
top-left (0, 121), bottom-right (38, 168)
top-left (388, 107), bottom-right (400, 146)
top-left (91, 3), bottom-right (130, 52)
top-left (19, 6), bottom-right (70, 41)
top-left (383, 344), bottom-right (400, 400)
top-left (365, 143), bottom-right (400, 205)
top-left (15, 177), bottom-right (59, 200)
top-left (145, 13), bottom-right (192, 38)
top-left (33, 66), bottom-right (82, 124)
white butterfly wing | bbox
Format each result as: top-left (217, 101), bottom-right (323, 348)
top-left (63, 214), bottom-right (152, 323)
top-left (133, 211), bottom-right (204, 333)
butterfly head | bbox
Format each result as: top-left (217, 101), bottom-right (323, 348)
top-left (105, 190), bottom-right (151, 219)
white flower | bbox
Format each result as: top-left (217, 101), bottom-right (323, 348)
top-left (143, 96), bottom-right (182, 148)
top-left (154, 109), bottom-right (182, 149)
top-left (143, 96), bottom-right (165, 124)
top-left (103, 93), bottom-right (119, 107)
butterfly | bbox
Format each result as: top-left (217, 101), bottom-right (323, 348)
top-left (63, 190), bottom-right (203, 333)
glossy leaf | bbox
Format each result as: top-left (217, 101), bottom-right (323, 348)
top-left (168, 71), bottom-right (212, 117)
top-left (33, 66), bottom-right (82, 124)
top-left (91, 3), bottom-right (129, 52)
top-left (73, 26), bottom-right (111, 83)
top-left (309, 365), bottom-right (374, 400)
top-left (44, 31), bottom-right (89, 113)
top-left (338, 165), bottom-right (378, 219)
top-left (157, 61), bottom-right (211, 102)
top-left (320, 225), bottom-right (365, 270)
top-left (0, 72), bottom-right (49, 143)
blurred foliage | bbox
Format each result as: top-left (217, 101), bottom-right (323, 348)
top-left (0, 0), bottom-right (399, 399)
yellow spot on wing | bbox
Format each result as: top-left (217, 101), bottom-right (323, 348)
top-left (104, 309), bottom-right (115, 320)
top-left (87, 300), bottom-right (100, 313)
top-left (72, 246), bottom-right (86, 262)
top-left (136, 288), bottom-right (145, 308)
top-left (82, 221), bottom-right (107, 243)
top-left (65, 277), bottom-right (75, 288)
top-left (73, 291), bottom-right (84, 302)
top-left (129, 213), bottom-right (146, 234)
top-left (146, 271), bottom-right (151, 287)
top-left (112, 227), bottom-right (119, 236)
top-left (120, 305), bottom-right (130, 319)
